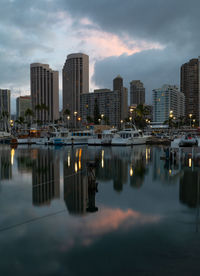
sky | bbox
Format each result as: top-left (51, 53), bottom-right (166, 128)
top-left (1, 0), bottom-right (200, 113)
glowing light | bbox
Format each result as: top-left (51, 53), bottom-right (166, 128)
top-left (79, 149), bottom-right (82, 160)
top-left (67, 152), bottom-right (70, 167)
top-left (11, 148), bottom-right (15, 165)
top-left (189, 158), bottom-right (192, 168)
top-left (75, 162), bottom-right (78, 173)
top-left (146, 148), bottom-right (148, 161)
top-left (79, 160), bottom-right (81, 170)
top-left (130, 167), bottom-right (133, 176)
top-left (169, 169), bottom-right (172, 175)
top-left (102, 150), bottom-right (104, 168)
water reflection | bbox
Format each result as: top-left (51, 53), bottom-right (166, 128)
top-left (180, 170), bottom-right (200, 208)
top-left (0, 147), bottom-right (12, 180)
top-left (32, 149), bottom-right (60, 206)
top-left (64, 149), bottom-right (98, 215)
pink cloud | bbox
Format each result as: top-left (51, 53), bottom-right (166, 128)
top-left (60, 207), bottom-right (161, 252)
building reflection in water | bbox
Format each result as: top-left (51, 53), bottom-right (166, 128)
top-left (179, 170), bottom-right (200, 208)
top-left (0, 147), bottom-right (12, 180)
top-left (64, 148), bottom-right (98, 215)
top-left (32, 149), bottom-right (60, 206)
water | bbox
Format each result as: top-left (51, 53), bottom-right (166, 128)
top-left (0, 145), bottom-right (200, 275)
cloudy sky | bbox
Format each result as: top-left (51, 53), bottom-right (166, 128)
top-left (1, 0), bottom-right (200, 113)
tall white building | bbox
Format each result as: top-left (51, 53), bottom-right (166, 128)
top-left (153, 85), bottom-right (185, 123)
top-left (16, 96), bottom-right (31, 118)
top-left (30, 63), bottom-right (59, 123)
top-left (63, 53), bottom-right (89, 126)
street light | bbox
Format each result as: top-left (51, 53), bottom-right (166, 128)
top-left (101, 114), bottom-right (104, 125)
top-left (78, 117), bottom-right (81, 128)
top-left (67, 116), bottom-right (70, 129)
top-left (74, 111), bottom-right (77, 129)
top-left (189, 113), bottom-right (192, 128)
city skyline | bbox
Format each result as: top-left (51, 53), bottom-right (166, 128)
top-left (1, 1), bottom-right (200, 113)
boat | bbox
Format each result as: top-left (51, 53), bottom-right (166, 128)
top-left (88, 129), bottom-right (118, 146)
top-left (48, 129), bottom-right (92, 145)
top-left (112, 126), bottom-right (148, 146)
top-left (178, 134), bottom-right (198, 147)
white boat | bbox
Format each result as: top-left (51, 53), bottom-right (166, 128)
top-left (49, 129), bottom-right (93, 145)
top-left (88, 129), bottom-right (119, 146)
top-left (179, 134), bottom-right (198, 147)
top-left (112, 127), bottom-right (148, 146)
top-left (0, 131), bottom-right (11, 138)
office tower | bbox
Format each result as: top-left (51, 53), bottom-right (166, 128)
top-left (32, 149), bottom-right (60, 206)
top-left (62, 53), bottom-right (89, 126)
top-left (113, 75), bottom-right (123, 91)
top-left (130, 80), bottom-right (145, 105)
top-left (30, 63), bottom-right (59, 123)
top-left (181, 58), bottom-right (200, 120)
top-left (0, 89), bottom-right (11, 116)
top-left (113, 75), bottom-right (128, 121)
top-left (81, 89), bottom-right (122, 127)
top-left (16, 96), bottom-right (31, 118)
top-left (153, 85), bottom-right (185, 123)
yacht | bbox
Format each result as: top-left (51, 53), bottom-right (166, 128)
top-left (88, 129), bottom-right (118, 146)
top-left (48, 129), bottom-right (92, 145)
top-left (112, 126), bottom-right (148, 146)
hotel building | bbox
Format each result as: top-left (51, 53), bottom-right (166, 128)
top-left (153, 85), bottom-right (185, 123)
top-left (30, 63), bottom-right (59, 123)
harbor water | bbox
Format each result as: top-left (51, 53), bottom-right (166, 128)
top-left (0, 145), bottom-right (200, 275)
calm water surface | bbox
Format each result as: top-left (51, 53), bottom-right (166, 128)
top-left (0, 145), bottom-right (200, 275)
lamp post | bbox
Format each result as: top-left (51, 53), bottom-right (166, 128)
top-left (189, 114), bottom-right (192, 128)
top-left (193, 119), bottom-right (195, 128)
top-left (74, 111), bottom-right (77, 129)
top-left (78, 117), bottom-right (81, 128)
top-left (67, 116), bottom-right (70, 129)
top-left (101, 114), bottom-right (104, 125)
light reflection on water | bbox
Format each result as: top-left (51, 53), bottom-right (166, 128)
top-left (0, 145), bottom-right (200, 275)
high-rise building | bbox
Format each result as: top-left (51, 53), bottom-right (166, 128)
top-left (0, 89), bottom-right (11, 116)
top-left (181, 58), bottom-right (200, 120)
top-left (30, 63), bottom-right (59, 123)
top-left (130, 80), bottom-right (145, 105)
top-left (16, 96), bottom-right (31, 118)
top-left (113, 75), bottom-right (123, 91)
top-left (80, 88), bottom-right (128, 127)
top-left (153, 85), bottom-right (185, 123)
top-left (113, 76), bottom-right (128, 121)
top-left (62, 53), bottom-right (89, 126)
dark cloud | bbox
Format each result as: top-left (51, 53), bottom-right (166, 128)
top-left (64, 0), bottom-right (200, 48)
top-left (92, 47), bottom-right (193, 103)
top-left (63, 0), bottom-right (200, 101)
top-left (1, 0), bottom-right (200, 111)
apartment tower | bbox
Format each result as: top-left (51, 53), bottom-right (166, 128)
top-left (16, 96), bottom-right (31, 118)
top-left (63, 53), bottom-right (89, 126)
top-left (30, 63), bottom-right (59, 123)
top-left (0, 89), bottom-right (11, 116)
top-left (113, 75), bottom-right (128, 121)
top-left (130, 80), bottom-right (145, 105)
top-left (153, 85), bottom-right (185, 123)
top-left (181, 58), bottom-right (200, 120)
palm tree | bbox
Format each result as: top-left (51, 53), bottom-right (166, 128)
top-left (134, 104), bottom-right (150, 129)
top-left (25, 108), bottom-right (34, 127)
top-left (15, 116), bottom-right (25, 129)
